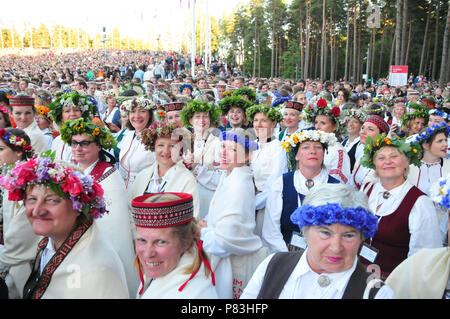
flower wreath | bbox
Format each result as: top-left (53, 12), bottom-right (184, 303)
top-left (222, 89), bottom-right (235, 98)
top-left (303, 96), bottom-right (346, 134)
top-left (35, 105), bottom-right (51, 118)
top-left (101, 90), bottom-right (116, 102)
top-left (0, 151), bottom-right (107, 219)
top-left (281, 129), bottom-right (337, 153)
top-left (290, 203), bottom-right (378, 239)
top-left (119, 96), bottom-right (155, 114)
top-left (218, 95), bottom-right (253, 115)
top-left (180, 100), bottom-right (222, 128)
top-left (429, 109), bottom-right (450, 120)
top-left (343, 109), bottom-right (367, 124)
top-left (430, 174), bottom-right (450, 209)
top-left (0, 128), bottom-right (34, 157)
top-left (119, 83), bottom-right (147, 97)
top-left (232, 87), bottom-right (257, 103)
top-left (49, 89), bottom-right (96, 125)
top-left (179, 84), bottom-right (194, 94)
top-left (140, 122), bottom-right (183, 152)
top-left (401, 104), bottom-right (429, 127)
top-left (0, 105), bottom-right (8, 115)
top-left (412, 122), bottom-right (450, 145)
top-left (246, 104), bottom-right (283, 123)
top-left (59, 118), bottom-right (117, 150)
top-left (360, 133), bottom-right (422, 170)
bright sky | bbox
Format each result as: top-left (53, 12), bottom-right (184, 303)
top-left (1, 0), bottom-right (250, 37)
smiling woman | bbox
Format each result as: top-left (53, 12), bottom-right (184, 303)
top-left (241, 184), bottom-right (394, 299)
top-left (131, 192), bottom-right (217, 299)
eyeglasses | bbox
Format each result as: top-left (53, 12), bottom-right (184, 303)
top-left (71, 140), bottom-right (94, 148)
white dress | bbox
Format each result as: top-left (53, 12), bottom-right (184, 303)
top-left (250, 138), bottom-right (283, 237)
top-left (201, 165), bottom-right (267, 299)
top-left (118, 130), bottom-right (156, 188)
top-left (51, 135), bottom-right (73, 164)
top-left (84, 161), bottom-right (139, 298)
top-left (138, 249), bottom-right (218, 299)
top-left (23, 120), bottom-right (50, 153)
top-left (323, 142), bottom-right (351, 184)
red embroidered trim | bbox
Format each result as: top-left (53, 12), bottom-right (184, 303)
top-left (329, 150), bottom-right (348, 183)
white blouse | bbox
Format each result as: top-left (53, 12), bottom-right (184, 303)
top-left (118, 130), bottom-right (156, 188)
top-left (241, 250), bottom-right (395, 299)
top-left (262, 169), bottom-right (330, 254)
top-left (364, 181), bottom-right (442, 257)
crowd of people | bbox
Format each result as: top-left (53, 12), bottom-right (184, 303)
top-left (0, 48), bottom-right (449, 300)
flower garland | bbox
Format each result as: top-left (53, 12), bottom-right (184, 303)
top-left (232, 87), bottom-right (257, 103)
top-left (246, 104), bottom-right (283, 123)
top-left (140, 122), bottom-right (181, 152)
top-left (59, 118), bottom-right (117, 150)
top-left (179, 84), bottom-right (194, 94)
top-left (218, 95), bottom-right (253, 115)
top-left (343, 109), bottom-right (367, 124)
top-left (101, 90), bottom-right (116, 102)
top-left (401, 103), bottom-right (429, 127)
top-left (220, 131), bottom-right (259, 151)
top-left (119, 96), bottom-right (155, 114)
top-left (302, 96), bottom-right (346, 134)
top-left (281, 129), bottom-right (337, 153)
top-left (360, 133), bottom-right (422, 170)
top-left (0, 128), bottom-right (34, 157)
top-left (430, 174), bottom-right (450, 209)
top-left (35, 105), bottom-right (50, 117)
top-left (412, 122), bottom-right (450, 145)
top-left (0, 151), bottom-right (107, 219)
top-left (290, 203), bottom-right (379, 239)
top-left (49, 90), bottom-right (96, 125)
top-left (180, 100), bottom-right (222, 128)
top-left (429, 109), bottom-right (450, 120)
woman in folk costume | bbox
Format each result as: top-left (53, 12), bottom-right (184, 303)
top-left (0, 129), bottom-right (40, 298)
top-left (263, 130), bottom-right (341, 254)
top-left (9, 95), bottom-right (50, 154)
top-left (385, 176), bottom-right (449, 299)
top-left (350, 115), bottom-right (390, 190)
top-left (397, 102), bottom-right (429, 138)
top-left (302, 95), bottom-right (351, 184)
top-left (101, 90), bottom-right (121, 133)
top-left (199, 130), bottom-right (267, 299)
top-left (34, 89), bottom-right (57, 147)
top-left (132, 192), bottom-right (217, 299)
top-left (49, 89), bottom-right (96, 163)
top-left (407, 122), bottom-right (450, 244)
top-left (0, 153), bottom-right (129, 299)
top-left (129, 122), bottom-right (199, 218)
top-left (117, 96), bottom-right (156, 188)
top-left (181, 100), bottom-right (222, 220)
top-left (218, 95), bottom-right (253, 130)
top-left (246, 104), bottom-right (284, 237)
top-left (341, 109), bottom-right (367, 173)
top-left (242, 184), bottom-right (395, 299)
top-left (358, 133), bottom-right (442, 279)
top-left (59, 118), bottom-right (139, 297)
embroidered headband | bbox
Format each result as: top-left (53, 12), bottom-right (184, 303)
top-left (290, 203), bottom-right (379, 239)
top-left (220, 131), bottom-right (259, 151)
top-left (131, 192), bottom-right (194, 228)
top-left (364, 115), bottom-right (389, 134)
top-left (0, 151), bottom-right (107, 219)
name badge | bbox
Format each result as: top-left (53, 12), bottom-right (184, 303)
top-left (359, 243), bottom-right (378, 263)
top-left (290, 232), bottom-right (308, 250)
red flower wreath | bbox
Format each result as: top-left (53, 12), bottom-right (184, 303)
top-left (317, 99), bottom-right (327, 108)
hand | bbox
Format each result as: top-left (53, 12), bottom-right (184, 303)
top-left (197, 220), bottom-right (207, 229)
top-left (106, 122), bottom-right (121, 133)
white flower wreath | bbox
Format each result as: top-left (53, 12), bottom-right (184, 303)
top-left (281, 129), bottom-right (337, 152)
top-left (120, 96), bottom-right (154, 113)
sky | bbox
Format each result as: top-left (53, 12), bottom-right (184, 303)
top-left (1, 0), bottom-right (250, 37)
